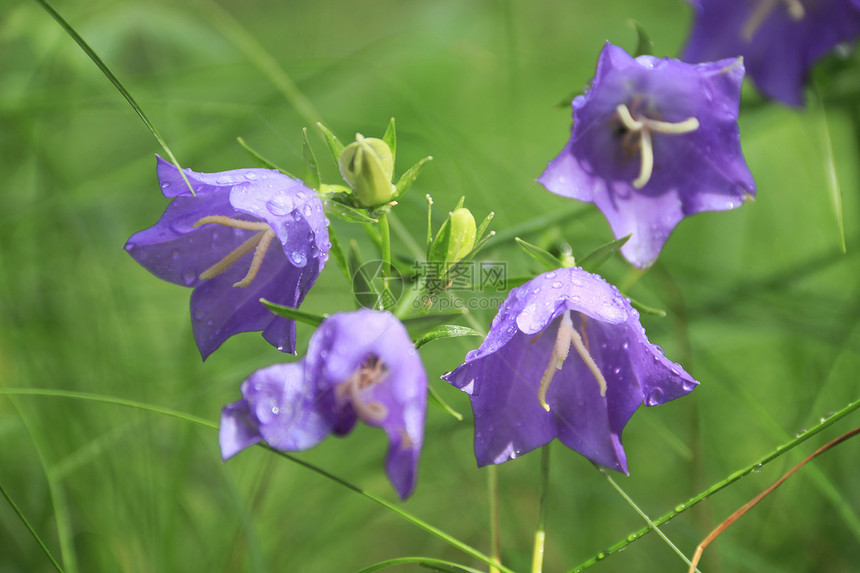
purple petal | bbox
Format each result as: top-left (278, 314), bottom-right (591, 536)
top-left (219, 401), bottom-right (263, 460)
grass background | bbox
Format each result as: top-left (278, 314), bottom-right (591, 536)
top-left (1, 0), bottom-right (859, 571)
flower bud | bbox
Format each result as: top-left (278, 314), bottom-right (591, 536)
top-left (338, 135), bottom-right (396, 207)
top-left (446, 208), bottom-right (476, 265)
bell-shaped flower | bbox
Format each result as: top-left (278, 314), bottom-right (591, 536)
top-left (682, 0), bottom-right (860, 106)
top-left (538, 42), bottom-right (756, 269)
top-left (125, 156), bottom-right (330, 359)
top-left (442, 267), bottom-right (698, 472)
top-left (219, 310), bottom-right (427, 499)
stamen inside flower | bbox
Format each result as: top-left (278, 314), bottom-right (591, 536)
top-left (537, 311), bottom-right (608, 412)
top-left (743, 0), bottom-right (805, 40)
top-left (194, 216), bottom-right (276, 287)
top-left (336, 355), bottom-right (389, 423)
top-left (615, 104), bottom-right (699, 189)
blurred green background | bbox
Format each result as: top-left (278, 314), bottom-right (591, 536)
top-left (1, 0), bottom-right (859, 571)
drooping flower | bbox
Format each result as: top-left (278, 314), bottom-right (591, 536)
top-left (538, 42), bottom-right (755, 269)
top-left (682, 0), bottom-right (860, 106)
top-left (125, 156), bottom-right (330, 359)
top-left (442, 267), bottom-right (697, 472)
top-left (219, 310), bottom-right (427, 499)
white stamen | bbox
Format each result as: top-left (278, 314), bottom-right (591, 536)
top-left (194, 216), bottom-right (277, 287)
top-left (615, 104), bottom-right (699, 189)
top-left (537, 311), bottom-right (609, 411)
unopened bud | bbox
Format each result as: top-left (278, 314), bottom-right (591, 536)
top-left (338, 135), bottom-right (395, 207)
top-left (446, 208), bottom-right (476, 265)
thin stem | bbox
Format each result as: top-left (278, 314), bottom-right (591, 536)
top-left (488, 465), bottom-right (501, 573)
top-left (568, 396), bottom-right (860, 572)
top-left (378, 211), bottom-right (393, 308)
top-left (0, 481), bottom-right (65, 572)
top-left (600, 469), bottom-right (700, 572)
top-left (531, 445), bottom-right (551, 573)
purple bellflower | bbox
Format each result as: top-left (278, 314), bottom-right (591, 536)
top-left (682, 0), bottom-right (860, 106)
top-left (539, 42), bottom-right (755, 269)
top-left (125, 157), bottom-right (330, 359)
top-left (443, 267), bottom-right (698, 472)
top-left (219, 310), bottom-right (427, 499)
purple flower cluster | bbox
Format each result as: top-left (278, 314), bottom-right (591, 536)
top-left (125, 157), bottom-right (330, 359)
top-left (219, 310), bottom-right (427, 499)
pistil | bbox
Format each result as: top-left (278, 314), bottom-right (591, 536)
top-left (743, 0), bottom-right (805, 40)
top-left (194, 216), bottom-right (276, 287)
top-left (336, 356), bottom-right (389, 423)
top-left (537, 311), bottom-right (608, 412)
top-left (615, 103), bottom-right (699, 189)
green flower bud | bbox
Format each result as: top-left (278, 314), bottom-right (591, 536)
top-left (338, 135), bottom-right (396, 207)
top-left (446, 208), bottom-right (476, 265)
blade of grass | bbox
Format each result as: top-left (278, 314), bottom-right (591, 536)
top-left (0, 389), bottom-right (515, 573)
top-left (355, 557), bottom-right (485, 573)
top-left (568, 396), bottom-right (860, 572)
top-left (687, 426), bottom-right (860, 573)
top-left (0, 481), bottom-right (64, 573)
top-left (32, 0), bottom-right (193, 195)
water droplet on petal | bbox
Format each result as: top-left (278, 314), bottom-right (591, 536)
top-left (271, 406), bottom-right (279, 414)
top-left (681, 379), bottom-right (696, 391)
top-left (290, 250), bottom-right (308, 267)
top-left (645, 387), bottom-right (664, 406)
top-left (192, 308), bottom-right (204, 320)
top-left (532, 287), bottom-right (541, 294)
top-left (622, 341), bottom-right (629, 350)
top-left (171, 248), bottom-right (181, 260)
top-left (160, 181), bottom-right (171, 190)
top-left (551, 281), bottom-right (563, 289)
top-left (244, 172), bottom-right (258, 180)
top-left (267, 198), bottom-right (293, 216)
top-left (181, 267), bottom-right (197, 285)
top-left (546, 272), bottom-right (556, 279)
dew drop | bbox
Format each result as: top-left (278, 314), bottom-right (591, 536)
top-left (267, 198), bottom-right (293, 216)
top-left (795, 428), bottom-right (807, 437)
top-left (613, 367), bottom-right (621, 375)
top-left (532, 287), bottom-right (541, 294)
top-left (752, 463), bottom-right (762, 473)
top-left (674, 504), bottom-right (686, 512)
top-left (271, 406), bottom-right (280, 414)
top-left (293, 212), bottom-right (302, 221)
top-left (244, 171), bottom-right (258, 180)
top-left (622, 341), bottom-right (629, 350)
top-left (546, 272), bottom-right (556, 279)
top-left (681, 379), bottom-right (696, 391)
top-left (192, 308), bottom-right (204, 320)
top-left (290, 250), bottom-right (308, 267)
top-left (181, 267), bottom-right (197, 285)
top-left (124, 242), bottom-right (135, 251)
top-left (171, 248), bottom-right (181, 260)
top-left (551, 281), bottom-right (563, 289)
top-left (645, 387), bottom-right (664, 406)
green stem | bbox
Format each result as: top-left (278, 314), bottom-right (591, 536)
top-left (488, 465), bottom-right (501, 573)
top-left (378, 211), bottom-right (393, 307)
top-left (568, 396), bottom-right (860, 572)
top-left (531, 445), bottom-right (551, 573)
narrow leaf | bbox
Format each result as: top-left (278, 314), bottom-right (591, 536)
top-left (325, 199), bottom-right (378, 223)
top-left (515, 237), bottom-right (563, 271)
top-left (413, 325), bottom-right (483, 349)
top-left (382, 117), bottom-right (396, 164)
top-left (326, 226), bottom-right (351, 283)
top-left (627, 296), bottom-right (667, 317)
top-left (578, 234), bottom-right (631, 273)
top-left (476, 211), bottom-right (495, 240)
top-left (302, 127), bottom-right (321, 189)
top-left (629, 19), bottom-right (654, 57)
top-left (236, 137), bottom-right (293, 175)
top-left (260, 299), bottom-right (326, 326)
top-left (812, 85), bottom-right (846, 252)
top-left (33, 0), bottom-right (195, 195)
top-left (427, 385), bottom-right (464, 421)
top-left (316, 122), bottom-right (344, 164)
top-left (393, 156), bottom-right (433, 199)
top-left (401, 312), bottom-right (464, 334)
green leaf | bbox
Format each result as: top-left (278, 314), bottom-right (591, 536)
top-left (401, 312), bottom-right (465, 334)
top-left (428, 217), bottom-right (452, 264)
top-left (627, 296), bottom-right (667, 317)
top-left (260, 299), bottom-right (326, 326)
top-left (236, 137), bottom-right (294, 176)
top-left (326, 225), bottom-right (351, 283)
top-left (302, 127), bottom-right (320, 189)
top-left (475, 211), bottom-right (495, 240)
top-left (324, 198), bottom-right (378, 223)
top-left (515, 237), bottom-right (563, 270)
top-left (578, 234), bottom-right (631, 273)
top-left (812, 84), bottom-right (846, 252)
top-left (629, 19), bottom-right (654, 57)
top-left (355, 556), bottom-right (485, 573)
top-left (413, 325), bottom-right (483, 349)
top-left (425, 194), bottom-right (434, 255)
top-left (348, 240), bottom-right (383, 310)
top-left (427, 385), bottom-right (464, 422)
top-left (382, 117), bottom-right (396, 164)
top-left (316, 121), bottom-right (344, 164)
top-left (393, 156), bottom-right (433, 200)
